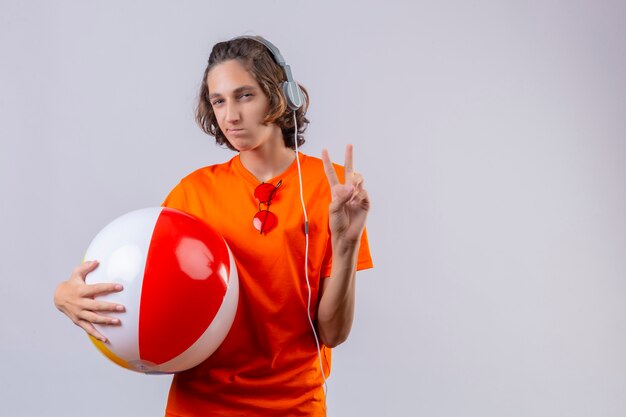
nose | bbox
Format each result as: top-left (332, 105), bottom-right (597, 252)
top-left (225, 100), bottom-right (240, 124)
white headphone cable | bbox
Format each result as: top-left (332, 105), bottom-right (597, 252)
top-left (292, 111), bottom-right (329, 413)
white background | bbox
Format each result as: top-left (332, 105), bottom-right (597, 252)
top-left (1, 1), bottom-right (625, 416)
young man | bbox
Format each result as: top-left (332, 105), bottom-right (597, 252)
top-left (55, 36), bottom-right (373, 416)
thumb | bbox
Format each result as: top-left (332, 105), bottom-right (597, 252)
top-left (336, 183), bottom-right (355, 203)
top-left (75, 260), bottom-right (100, 281)
top-left (329, 185), bottom-right (353, 214)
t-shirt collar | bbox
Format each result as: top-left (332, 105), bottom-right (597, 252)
top-left (232, 151), bottom-right (306, 187)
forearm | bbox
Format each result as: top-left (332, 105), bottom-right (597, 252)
top-left (316, 239), bottom-right (360, 348)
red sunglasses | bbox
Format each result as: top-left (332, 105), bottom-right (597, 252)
top-left (253, 180), bottom-right (282, 234)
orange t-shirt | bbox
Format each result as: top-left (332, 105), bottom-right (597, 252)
top-left (161, 152), bottom-right (373, 417)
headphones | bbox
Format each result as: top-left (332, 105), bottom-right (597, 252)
top-left (232, 35), bottom-right (305, 111)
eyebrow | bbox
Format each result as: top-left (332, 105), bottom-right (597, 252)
top-left (208, 85), bottom-right (257, 100)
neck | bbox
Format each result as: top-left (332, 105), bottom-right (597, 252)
top-left (239, 137), bottom-right (296, 183)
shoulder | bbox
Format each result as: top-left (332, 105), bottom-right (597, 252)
top-left (163, 157), bottom-right (237, 207)
top-left (301, 152), bottom-right (344, 177)
top-left (176, 157), bottom-right (237, 189)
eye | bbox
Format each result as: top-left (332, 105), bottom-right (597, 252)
top-left (211, 98), bottom-right (223, 106)
top-left (239, 93), bottom-right (253, 100)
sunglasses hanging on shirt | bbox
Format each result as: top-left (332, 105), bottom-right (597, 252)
top-left (253, 180), bottom-right (282, 234)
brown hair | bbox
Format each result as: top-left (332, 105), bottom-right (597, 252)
top-left (196, 38), bottom-right (310, 151)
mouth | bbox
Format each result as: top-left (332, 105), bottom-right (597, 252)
top-left (227, 128), bottom-right (246, 137)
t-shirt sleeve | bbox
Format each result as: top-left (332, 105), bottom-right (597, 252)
top-left (320, 227), bottom-right (374, 278)
top-left (161, 181), bottom-right (188, 211)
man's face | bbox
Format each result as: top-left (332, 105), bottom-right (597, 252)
top-left (207, 59), bottom-right (278, 152)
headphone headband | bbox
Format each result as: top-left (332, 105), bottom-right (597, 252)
top-left (232, 35), bottom-right (304, 111)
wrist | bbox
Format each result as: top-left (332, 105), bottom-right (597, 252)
top-left (331, 237), bottom-right (360, 258)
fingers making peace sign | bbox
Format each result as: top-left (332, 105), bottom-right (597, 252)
top-left (321, 144), bottom-right (370, 244)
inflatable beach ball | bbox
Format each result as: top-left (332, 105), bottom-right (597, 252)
top-left (83, 207), bottom-right (238, 374)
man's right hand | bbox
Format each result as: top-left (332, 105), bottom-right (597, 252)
top-left (53, 260), bottom-right (126, 343)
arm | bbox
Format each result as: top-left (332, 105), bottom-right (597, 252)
top-left (316, 239), bottom-right (360, 348)
top-left (317, 144), bottom-right (370, 348)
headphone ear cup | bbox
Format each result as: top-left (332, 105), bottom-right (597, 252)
top-left (282, 81), bottom-right (304, 111)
